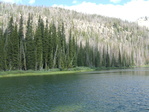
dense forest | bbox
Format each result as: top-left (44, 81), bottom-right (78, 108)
top-left (0, 14), bottom-right (114, 70)
top-left (0, 3), bottom-right (149, 71)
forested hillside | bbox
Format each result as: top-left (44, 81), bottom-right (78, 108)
top-left (0, 3), bottom-right (149, 71)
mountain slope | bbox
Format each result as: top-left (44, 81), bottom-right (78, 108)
top-left (0, 3), bottom-right (149, 70)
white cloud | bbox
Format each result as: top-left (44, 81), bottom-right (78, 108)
top-left (0, 0), bottom-right (36, 4)
top-left (0, 0), bottom-right (22, 3)
top-left (110, 0), bottom-right (121, 3)
top-left (72, 0), bottom-right (77, 4)
top-left (29, 0), bottom-right (35, 4)
top-left (53, 0), bottom-right (149, 22)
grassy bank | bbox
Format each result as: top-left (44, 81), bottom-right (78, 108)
top-left (1, 65), bottom-right (146, 78)
top-left (0, 67), bottom-right (95, 78)
top-left (95, 66), bottom-right (131, 70)
top-left (138, 65), bottom-right (149, 67)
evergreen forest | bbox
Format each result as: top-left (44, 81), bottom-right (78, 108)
top-left (0, 3), bottom-right (149, 71)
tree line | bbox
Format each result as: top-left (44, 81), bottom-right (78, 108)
top-left (0, 15), bottom-right (141, 71)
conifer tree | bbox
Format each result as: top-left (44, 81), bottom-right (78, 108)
top-left (85, 40), bottom-right (91, 66)
top-left (90, 47), bottom-right (95, 67)
top-left (51, 22), bottom-right (57, 68)
top-left (72, 35), bottom-right (77, 67)
top-left (118, 48), bottom-right (122, 67)
top-left (131, 50), bottom-right (134, 66)
top-left (43, 19), bottom-right (49, 70)
top-left (3, 32), bottom-right (7, 70)
top-left (106, 46), bottom-right (110, 67)
top-left (18, 15), bottom-right (26, 70)
top-left (122, 53), bottom-right (126, 67)
top-left (57, 23), bottom-right (62, 69)
top-left (68, 30), bottom-right (73, 67)
top-left (77, 42), bottom-right (84, 66)
top-left (102, 47), bottom-right (106, 67)
top-left (40, 18), bottom-right (45, 69)
top-left (26, 14), bottom-right (35, 70)
top-left (35, 16), bottom-right (43, 70)
top-left (95, 49), bottom-right (100, 67)
top-left (11, 24), bottom-right (19, 70)
top-left (48, 23), bottom-right (53, 69)
top-left (60, 22), bottom-right (66, 69)
top-left (0, 28), bottom-right (4, 70)
top-left (111, 53), bottom-right (116, 67)
top-left (5, 17), bottom-right (14, 70)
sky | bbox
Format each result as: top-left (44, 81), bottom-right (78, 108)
top-left (1, 0), bottom-right (149, 22)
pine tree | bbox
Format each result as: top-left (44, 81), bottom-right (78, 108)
top-left (95, 49), bottom-right (100, 67)
top-left (0, 28), bottom-right (4, 70)
top-left (68, 30), bottom-right (73, 68)
top-left (51, 22), bottom-right (57, 68)
top-left (60, 22), bottom-right (66, 69)
top-left (26, 14), bottom-right (35, 70)
top-left (35, 16), bottom-right (43, 70)
top-left (48, 22), bottom-right (54, 69)
top-left (11, 24), bottom-right (19, 70)
top-left (40, 17), bottom-right (45, 69)
top-left (43, 19), bottom-right (49, 70)
top-left (106, 45), bottom-right (110, 67)
top-left (131, 50), bottom-right (134, 66)
top-left (77, 42), bottom-right (84, 66)
top-left (19, 15), bottom-right (26, 70)
top-left (5, 17), bottom-right (14, 70)
top-left (90, 47), bottom-right (94, 67)
top-left (72, 35), bottom-right (77, 67)
top-left (118, 48), bottom-right (122, 67)
top-left (84, 40), bottom-right (90, 66)
top-left (102, 47), bottom-right (106, 67)
top-left (122, 53), bottom-right (126, 67)
top-left (57, 23), bottom-right (62, 69)
top-left (111, 53), bottom-right (116, 67)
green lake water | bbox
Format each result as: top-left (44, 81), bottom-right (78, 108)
top-left (1, 68), bottom-right (149, 112)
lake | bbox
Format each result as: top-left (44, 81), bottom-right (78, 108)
top-left (1, 68), bottom-right (149, 112)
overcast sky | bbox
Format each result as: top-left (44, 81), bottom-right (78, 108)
top-left (1, 0), bottom-right (149, 22)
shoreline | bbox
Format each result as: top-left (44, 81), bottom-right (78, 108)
top-left (0, 67), bottom-right (95, 78)
top-left (0, 66), bottom-right (148, 78)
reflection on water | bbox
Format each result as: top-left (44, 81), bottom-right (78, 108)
top-left (1, 68), bottom-right (149, 112)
